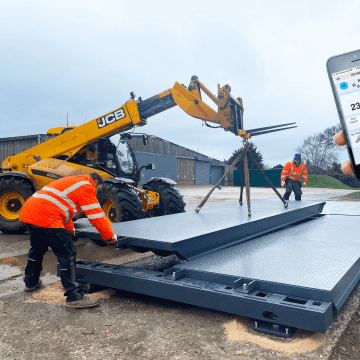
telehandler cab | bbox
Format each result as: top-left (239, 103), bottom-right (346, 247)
top-left (0, 76), bottom-right (294, 234)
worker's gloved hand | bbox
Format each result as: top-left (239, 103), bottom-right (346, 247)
top-left (281, 181), bottom-right (286, 188)
top-left (109, 234), bottom-right (117, 244)
top-left (303, 182), bottom-right (306, 188)
top-left (333, 131), bottom-right (353, 175)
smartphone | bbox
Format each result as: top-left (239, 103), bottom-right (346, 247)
top-left (327, 49), bottom-right (360, 179)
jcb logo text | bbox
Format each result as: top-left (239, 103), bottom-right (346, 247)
top-left (97, 108), bottom-right (126, 129)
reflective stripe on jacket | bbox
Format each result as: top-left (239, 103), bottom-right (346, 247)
top-left (20, 175), bottom-right (114, 240)
top-left (281, 161), bottom-right (308, 183)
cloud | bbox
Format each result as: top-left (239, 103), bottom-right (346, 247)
top-left (1, 0), bottom-right (359, 166)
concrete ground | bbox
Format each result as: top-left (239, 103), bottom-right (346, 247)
top-left (177, 185), bottom-right (357, 209)
top-left (0, 185), bottom-right (360, 359)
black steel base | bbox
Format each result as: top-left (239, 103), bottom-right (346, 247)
top-left (71, 201), bottom-right (360, 335)
top-left (73, 259), bottom-right (332, 334)
top-left (253, 320), bottom-right (297, 338)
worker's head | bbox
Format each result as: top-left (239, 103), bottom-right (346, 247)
top-left (294, 154), bottom-right (301, 166)
top-left (89, 172), bottom-right (104, 193)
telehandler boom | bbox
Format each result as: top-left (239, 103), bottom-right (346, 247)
top-left (0, 76), bottom-right (295, 233)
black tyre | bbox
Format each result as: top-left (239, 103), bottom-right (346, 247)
top-left (143, 180), bottom-right (186, 217)
top-left (97, 182), bottom-right (144, 223)
top-left (0, 177), bottom-right (34, 234)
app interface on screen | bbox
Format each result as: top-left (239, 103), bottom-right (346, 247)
top-left (333, 66), bottom-right (360, 164)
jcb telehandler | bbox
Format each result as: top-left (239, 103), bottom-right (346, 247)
top-left (0, 75), bottom-right (292, 234)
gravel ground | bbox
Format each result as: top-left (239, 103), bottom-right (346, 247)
top-left (1, 185), bottom-right (360, 359)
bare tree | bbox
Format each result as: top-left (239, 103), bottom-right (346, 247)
top-left (296, 124), bottom-right (342, 175)
top-left (327, 161), bottom-right (342, 176)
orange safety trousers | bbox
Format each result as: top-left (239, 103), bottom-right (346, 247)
top-left (20, 175), bottom-right (114, 240)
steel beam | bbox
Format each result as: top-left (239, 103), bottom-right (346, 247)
top-left (74, 260), bottom-right (333, 333)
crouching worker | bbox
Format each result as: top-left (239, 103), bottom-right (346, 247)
top-left (20, 173), bottom-right (117, 308)
top-left (281, 154), bottom-right (308, 201)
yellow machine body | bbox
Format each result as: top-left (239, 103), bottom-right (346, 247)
top-left (0, 76), bottom-right (244, 228)
top-left (26, 158), bottom-right (159, 214)
top-left (28, 158), bottom-right (112, 189)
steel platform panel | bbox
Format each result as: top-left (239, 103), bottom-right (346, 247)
top-left (77, 199), bottom-right (325, 259)
top-left (320, 200), bottom-right (360, 216)
top-left (170, 215), bottom-right (360, 311)
top-left (74, 260), bottom-right (333, 334)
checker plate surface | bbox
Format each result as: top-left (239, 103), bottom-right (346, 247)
top-left (77, 199), bottom-right (325, 259)
top-left (173, 215), bottom-right (360, 309)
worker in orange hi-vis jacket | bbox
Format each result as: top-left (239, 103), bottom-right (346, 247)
top-left (20, 173), bottom-right (117, 308)
top-left (280, 154), bottom-right (308, 201)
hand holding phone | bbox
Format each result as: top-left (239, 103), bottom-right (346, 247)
top-left (333, 130), bottom-right (354, 175)
top-left (327, 49), bottom-right (360, 179)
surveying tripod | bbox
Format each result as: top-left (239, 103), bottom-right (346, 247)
top-left (195, 139), bottom-right (288, 216)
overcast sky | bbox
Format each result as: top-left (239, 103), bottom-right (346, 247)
top-left (1, 0), bottom-right (359, 167)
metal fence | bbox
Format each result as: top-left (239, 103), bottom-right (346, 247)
top-left (234, 169), bottom-right (282, 187)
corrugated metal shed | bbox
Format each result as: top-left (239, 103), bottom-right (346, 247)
top-left (195, 159), bottom-right (211, 184)
top-left (127, 135), bottom-right (224, 165)
top-left (210, 165), bottom-right (225, 185)
top-left (128, 135), bottom-right (234, 185)
top-left (177, 158), bottom-right (195, 184)
top-left (135, 152), bottom-right (177, 185)
top-left (0, 133), bottom-right (235, 185)
top-left (0, 134), bottom-right (55, 165)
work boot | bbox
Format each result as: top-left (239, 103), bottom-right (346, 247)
top-left (65, 295), bottom-right (100, 309)
top-left (24, 279), bottom-right (43, 292)
top-left (295, 196), bottom-right (301, 201)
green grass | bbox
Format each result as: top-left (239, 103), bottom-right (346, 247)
top-left (342, 192), bottom-right (360, 200)
top-left (306, 175), bottom-right (360, 189)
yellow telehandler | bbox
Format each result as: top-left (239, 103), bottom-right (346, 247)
top-left (0, 75), bottom-right (290, 234)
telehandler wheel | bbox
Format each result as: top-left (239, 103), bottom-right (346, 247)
top-left (97, 183), bottom-right (144, 223)
top-left (0, 177), bottom-right (34, 234)
top-left (144, 181), bottom-right (186, 217)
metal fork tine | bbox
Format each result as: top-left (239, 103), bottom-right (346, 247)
top-left (250, 126), bottom-right (297, 137)
top-left (247, 122), bottom-right (296, 133)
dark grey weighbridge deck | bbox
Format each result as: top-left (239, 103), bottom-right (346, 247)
top-left (78, 199), bottom-right (325, 259)
top-left (74, 199), bottom-right (360, 335)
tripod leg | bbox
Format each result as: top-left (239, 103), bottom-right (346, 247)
top-left (246, 151), bottom-right (288, 208)
top-left (239, 162), bottom-right (245, 206)
top-left (243, 151), bottom-right (251, 216)
top-left (195, 147), bottom-right (245, 212)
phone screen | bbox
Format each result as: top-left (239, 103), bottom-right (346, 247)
top-left (332, 66), bottom-right (360, 164)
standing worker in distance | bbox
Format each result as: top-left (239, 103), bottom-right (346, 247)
top-left (20, 173), bottom-right (117, 308)
top-left (281, 154), bottom-right (308, 201)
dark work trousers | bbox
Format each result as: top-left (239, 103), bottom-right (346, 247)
top-left (24, 225), bottom-right (83, 302)
top-left (283, 179), bottom-right (302, 200)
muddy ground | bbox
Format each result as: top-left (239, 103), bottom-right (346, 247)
top-left (1, 186), bottom-right (360, 360)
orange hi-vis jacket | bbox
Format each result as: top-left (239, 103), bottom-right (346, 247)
top-left (20, 175), bottom-right (114, 240)
top-left (281, 161), bottom-right (308, 183)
